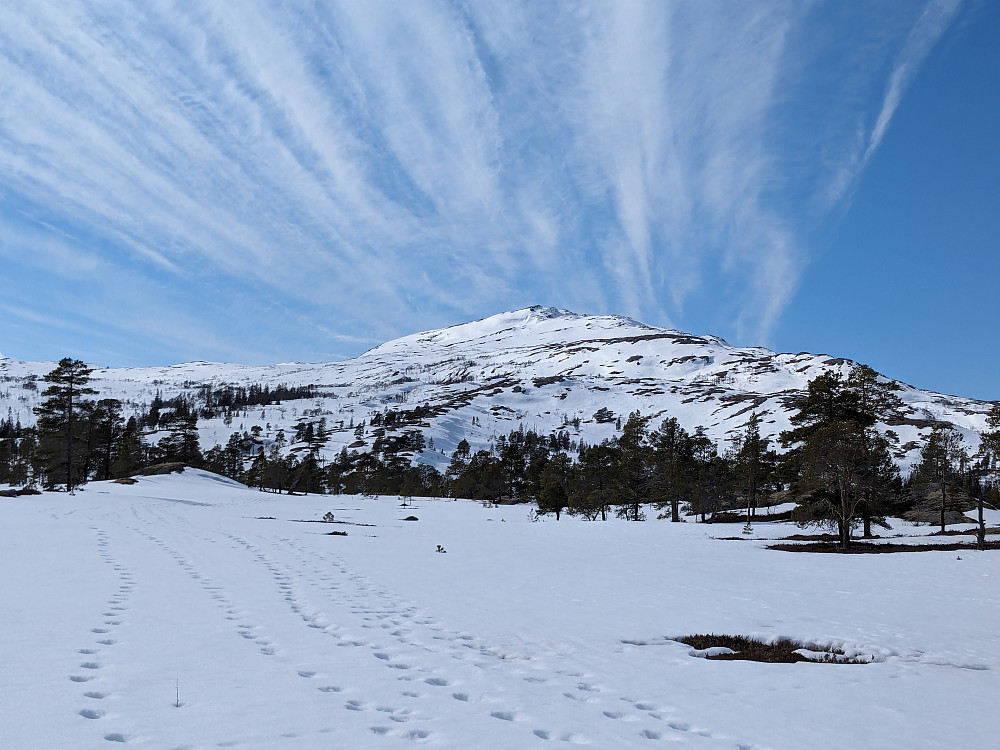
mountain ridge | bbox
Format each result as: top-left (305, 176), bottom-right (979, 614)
top-left (1, 306), bottom-right (993, 473)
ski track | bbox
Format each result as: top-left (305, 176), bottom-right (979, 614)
top-left (67, 498), bottom-right (749, 748)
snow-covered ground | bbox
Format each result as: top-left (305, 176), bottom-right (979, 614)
top-left (3, 470), bottom-right (998, 749)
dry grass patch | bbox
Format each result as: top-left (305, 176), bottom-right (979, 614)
top-left (676, 634), bottom-right (868, 664)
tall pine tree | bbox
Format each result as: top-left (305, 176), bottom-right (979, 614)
top-left (33, 358), bottom-right (97, 491)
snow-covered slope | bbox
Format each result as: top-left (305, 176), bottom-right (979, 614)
top-left (1, 306), bottom-right (994, 470)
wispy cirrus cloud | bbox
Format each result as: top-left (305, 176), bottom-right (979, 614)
top-left (0, 0), bottom-right (964, 364)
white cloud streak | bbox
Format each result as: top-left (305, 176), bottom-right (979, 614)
top-left (0, 0), bottom-right (964, 362)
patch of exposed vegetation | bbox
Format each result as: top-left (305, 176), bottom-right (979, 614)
top-left (676, 634), bottom-right (867, 664)
top-left (768, 540), bottom-right (1000, 553)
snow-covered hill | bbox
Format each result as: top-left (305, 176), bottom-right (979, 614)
top-left (1, 306), bottom-right (993, 471)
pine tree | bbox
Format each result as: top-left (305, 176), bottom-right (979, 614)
top-left (90, 399), bottom-right (125, 481)
top-left (33, 358), bottom-right (97, 491)
top-left (914, 424), bottom-right (967, 533)
top-left (781, 366), bottom-right (902, 548)
top-left (157, 413), bottom-right (203, 467)
top-left (651, 417), bottom-right (693, 522)
top-left (613, 412), bottom-right (651, 521)
top-left (733, 412), bottom-right (775, 527)
top-left (111, 417), bottom-right (146, 478)
top-left (570, 442), bottom-right (615, 520)
top-left (973, 405), bottom-right (1000, 549)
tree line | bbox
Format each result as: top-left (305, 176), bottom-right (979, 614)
top-left (3, 358), bottom-right (998, 549)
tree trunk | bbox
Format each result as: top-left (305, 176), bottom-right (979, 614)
top-left (940, 485), bottom-right (947, 534)
top-left (978, 492), bottom-right (986, 551)
top-left (66, 388), bottom-right (74, 492)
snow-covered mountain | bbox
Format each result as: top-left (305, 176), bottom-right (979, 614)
top-left (0, 306), bottom-right (993, 470)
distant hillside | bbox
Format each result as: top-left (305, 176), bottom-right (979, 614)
top-left (1, 306), bottom-right (993, 472)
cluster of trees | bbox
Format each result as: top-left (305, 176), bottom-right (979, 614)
top-left (195, 382), bottom-right (320, 413)
top-left (0, 360), bottom-right (338, 493)
top-left (3, 358), bottom-right (999, 550)
top-left (0, 359), bottom-right (199, 490)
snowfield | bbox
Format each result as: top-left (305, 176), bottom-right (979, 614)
top-left (3, 471), bottom-right (998, 749)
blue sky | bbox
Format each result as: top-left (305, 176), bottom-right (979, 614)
top-left (0, 0), bottom-right (996, 399)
